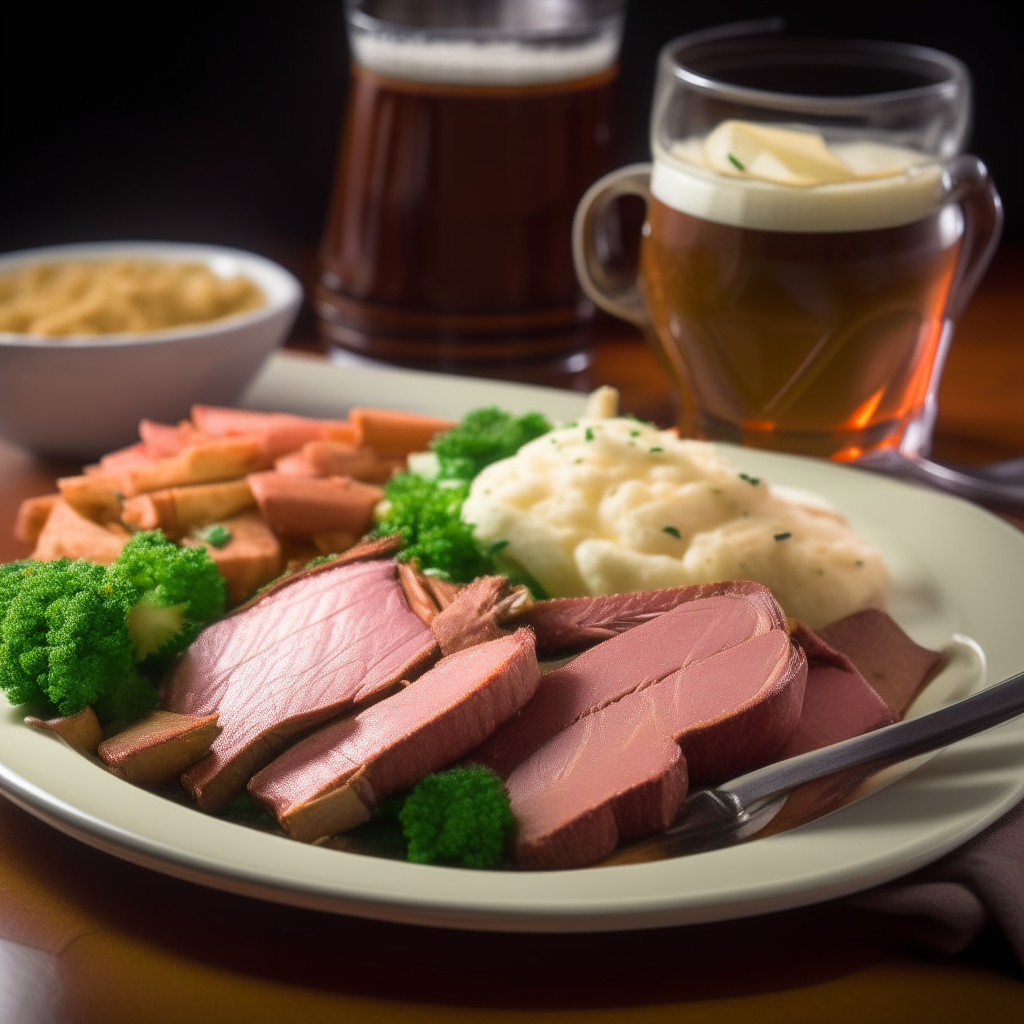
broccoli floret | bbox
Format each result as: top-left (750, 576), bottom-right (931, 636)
top-left (399, 766), bottom-right (514, 868)
top-left (108, 531), bottom-right (226, 670)
top-left (374, 407), bottom-right (552, 583)
top-left (0, 533), bottom-right (226, 721)
top-left (0, 560), bottom-right (35, 622)
top-left (431, 407), bottom-right (552, 481)
top-left (0, 559), bottom-right (137, 714)
top-left (375, 474), bottom-right (497, 583)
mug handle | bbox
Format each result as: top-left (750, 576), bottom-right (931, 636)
top-left (941, 154), bottom-right (1003, 322)
top-left (901, 154), bottom-right (1003, 457)
top-left (572, 163), bottom-right (653, 328)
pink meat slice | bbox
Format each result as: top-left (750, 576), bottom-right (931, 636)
top-left (784, 624), bottom-right (895, 757)
top-left (817, 608), bottom-right (945, 719)
top-left (468, 586), bottom-right (785, 779)
top-left (762, 622), bottom-right (902, 831)
top-left (514, 580), bottom-right (777, 657)
top-left (249, 629), bottom-right (541, 842)
top-left (509, 630), bottom-right (806, 869)
top-left (163, 558), bottom-right (438, 812)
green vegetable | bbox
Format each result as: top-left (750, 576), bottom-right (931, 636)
top-left (0, 560), bottom-right (34, 622)
top-left (0, 531), bottom-right (225, 721)
top-left (399, 766), bottom-right (514, 868)
top-left (0, 559), bottom-right (137, 714)
top-left (375, 474), bottom-right (494, 583)
top-left (431, 407), bottom-right (551, 481)
top-left (194, 523), bottom-right (232, 548)
top-left (110, 531), bottom-right (226, 670)
top-left (373, 406), bottom-right (552, 585)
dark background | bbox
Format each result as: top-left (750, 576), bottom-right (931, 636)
top-left (1, 2), bottom-right (1018, 279)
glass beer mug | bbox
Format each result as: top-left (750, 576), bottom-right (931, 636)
top-left (574, 26), bottom-right (1002, 460)
top-left (319, 0), bottom-right (625, 375)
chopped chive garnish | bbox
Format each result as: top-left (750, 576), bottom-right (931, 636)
top-left (739, 473), bottom-right (761, 486)
top-left (727, 152), bottom-right (746, 171)
top-left (585, 427), bottom-right (594, 441)
top-left (774, 531), bottom-right (792, 541)
top-left (649, 447), bottom-right (663, 454)
top-left (630, 429), bottom-right (640, 438)
top-left (662, 526), bottom-right (682, 539)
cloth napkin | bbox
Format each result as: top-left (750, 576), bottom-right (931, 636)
top-left (846, 797), bottom-right (1024, 965)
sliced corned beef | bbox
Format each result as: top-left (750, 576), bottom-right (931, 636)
top-left (760, 616), bottom-right (941, 833)
top-left (508, 629), bottom-right (806, 869)
top-left (513, 580), bottom-right (779, 657)
top-left (429, 575), bottom-right (528, 656)
top-left (817, 608), bottom-right (945, 718)
top-left (163, 557), bottom-right (438, 812)
top-left (468, 584), bottom-right (785, 779)
top-left (249, 629), bottom-right (541, 842)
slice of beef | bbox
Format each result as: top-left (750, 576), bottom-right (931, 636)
top-left (760, 617), bottom-right (937, 834)
top-left (817, 608), bottom-right (946, 718)
top-left (163, 557), bottom-right (438, 812)
top-left (468, 584), bottom-right (786, 779)
top-left (249, 629), bottom-right (541, 842)
top-left (396, 562), bottom-right (442, 626)
top-left (508, 630), bottom-right (806, 869)
top-left (429, 575), bottom-right (529, 656)
top-left (513, 580), bottom-right (778, 657)
top-left (97, 711), bottom-right (222, 788)
top-left (229, 533), bottom-right (402, 613)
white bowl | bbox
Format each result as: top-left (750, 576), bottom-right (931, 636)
top-left (0, 241), bottom-right (303, 459)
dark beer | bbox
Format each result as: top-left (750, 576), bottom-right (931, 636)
top-left (318, 63), bottom-right (615, 369)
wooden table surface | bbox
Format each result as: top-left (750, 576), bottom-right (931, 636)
top-left (2, 247), bottom-right (1024, 1021)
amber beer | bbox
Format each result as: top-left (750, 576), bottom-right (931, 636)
top-left (318, 62), bottom-right (615, 369)
top-left (638, 152), bottom-right (959, 460)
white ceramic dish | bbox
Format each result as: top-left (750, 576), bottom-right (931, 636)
top-left (0, 242), bottom-right (302, 458)
top-left (2, 351), bottom-right (1024, 933)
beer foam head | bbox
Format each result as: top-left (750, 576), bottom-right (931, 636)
top-left (351, 31), bottom-right (619, 85)
top-left (651, 122), bottom-right (944, 233)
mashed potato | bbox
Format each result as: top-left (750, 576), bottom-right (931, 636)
top-left (0, 260), bottom-right (264, 336)
top-left (461, 415), bottom-right (887, 628)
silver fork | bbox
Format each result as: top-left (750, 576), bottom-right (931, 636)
top-left (642, 666), bottom-right (1024, 859)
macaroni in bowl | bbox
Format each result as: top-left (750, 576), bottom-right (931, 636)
top-left (0, 260), bottom-right (265, 336)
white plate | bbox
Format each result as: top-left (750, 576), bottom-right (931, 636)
top-left (3, 351), bottom-right (1024, 933)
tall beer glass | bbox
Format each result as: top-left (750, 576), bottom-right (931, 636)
top-left (574, 27), bottom-right (1002, 460)
top-left (318, 0), bottom-right (625, 375)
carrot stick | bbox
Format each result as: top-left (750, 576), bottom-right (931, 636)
top-left (274, 441), bottom-right (402, 484)
top-left (13, 493), bottom-right (60, 547)
top-left (57, 473), bottom-right (122, 523)
top-left (138, 419), bottom-right (196, 457)
top-left (31, 499), bottom-right (127, 565)
top-left (247, 471), bottom-right (383, 538)
top-left (181, 509), bottom-right (283, 605)
top-left (97, 442), bottom-right (158, 473)
top-left (191, 406), bottom-right (357, 457)
top-left (121, 479), bottom-right (255, 538)
top-left (120, 437), bottom-right (269, 497)
top-left (348, 408), bottom-right (455, 458)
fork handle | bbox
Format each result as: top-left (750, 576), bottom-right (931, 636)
top-left (723, 668), bottom-right (1024, 812)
